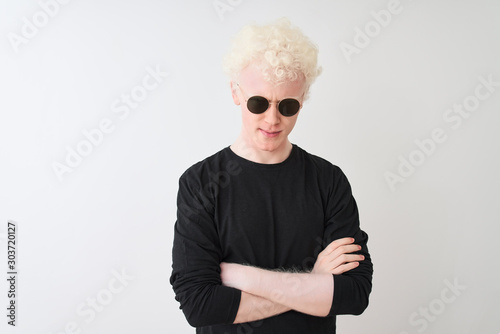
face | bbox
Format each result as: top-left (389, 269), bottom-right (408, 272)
top-left (231, 64), bottom-right (306, 156)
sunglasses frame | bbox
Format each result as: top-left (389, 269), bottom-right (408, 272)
top-left (235, 83), bottom-right (303, 117)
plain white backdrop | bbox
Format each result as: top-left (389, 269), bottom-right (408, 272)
top-left (1, 0), bottom-right (499, 333)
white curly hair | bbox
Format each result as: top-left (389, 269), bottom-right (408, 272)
top-left (223, 18), bottom-right (322, 100)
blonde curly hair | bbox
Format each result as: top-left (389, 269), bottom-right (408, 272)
top-left (223, 18), bottom-right (322, 99)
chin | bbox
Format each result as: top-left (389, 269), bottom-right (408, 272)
top-left (257, 140), bottom-right (283, 152)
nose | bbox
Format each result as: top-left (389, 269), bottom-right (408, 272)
top-left (264, 102), bottom-right (280, 125)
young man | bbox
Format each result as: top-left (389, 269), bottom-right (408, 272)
top-left (170, 18), bottom-right (373, 333)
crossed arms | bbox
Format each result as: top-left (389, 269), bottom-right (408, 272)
top-left (170, 166), bottom-right (373, 327)
top-left (220, 237), bottom-right (365, 323)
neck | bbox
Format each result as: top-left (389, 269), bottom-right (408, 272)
top-left (230, 136), bottom-right (293, 164)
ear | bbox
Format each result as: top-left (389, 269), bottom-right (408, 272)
top-left (230, 81), bottom-right (240, 106)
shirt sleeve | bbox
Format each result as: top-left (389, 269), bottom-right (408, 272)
top-left (170, 171), bottom-right (241, 327)
top-left (324, 166), bottom-right (373, 316)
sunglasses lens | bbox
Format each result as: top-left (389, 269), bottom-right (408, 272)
top-left (247, 96), bottom-right (269, 114)
top-left (279, 99), bottom-right (301, 116)
top-left (246, 95), bottom-right (300, 116)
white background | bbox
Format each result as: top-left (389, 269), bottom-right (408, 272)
top-left (1, 0), bottom-right (499, 333)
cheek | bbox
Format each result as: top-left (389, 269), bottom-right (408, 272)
top-left (242, 110), bottom-right (263, 124)
top-left (241, 111), bottom-right (258, 130)
top-left (284, 117), bottom-right (298, 131)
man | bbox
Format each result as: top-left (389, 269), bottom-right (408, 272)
top-left (170, 18), bottom-right (373, 333)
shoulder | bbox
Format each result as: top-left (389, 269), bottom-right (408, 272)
top-left (180, 148), bottom-right (226, 179)
top-left (179, 147), bottom-right (239, 185)
top-left (294, 145), bottom-right (352, 194)
top-left (294, 145), bottom-right (343, 176)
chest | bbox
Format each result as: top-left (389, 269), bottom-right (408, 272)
top-left (214, 168), bottom-right (326, 270)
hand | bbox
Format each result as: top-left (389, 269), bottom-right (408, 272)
top-left (312, 237), bottom-right (365, 275)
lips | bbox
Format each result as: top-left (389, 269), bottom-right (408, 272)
top-left (259, 129), bottom-right (281, 138)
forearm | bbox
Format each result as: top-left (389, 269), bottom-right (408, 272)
top-left (230, 266), bottom-right (333, 317)
top-left (233, 291), bottom-right (290, 324)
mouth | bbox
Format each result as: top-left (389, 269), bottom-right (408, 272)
top-left (259, 129), bottom-right (282, 138)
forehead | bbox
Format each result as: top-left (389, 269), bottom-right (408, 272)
top-left (237, 63), bottom-right (306, 98)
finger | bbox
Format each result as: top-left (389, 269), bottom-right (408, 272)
top-left (323, 237), bottom-right (355, 255)
top-left (318, 244), bottom-right (361, 264)
top-left (331, 261), bottom-right (360, 275)
top-left (328, 244), bottom-right (362, 259)
top-left (325, 254), bottom-right (365, 272)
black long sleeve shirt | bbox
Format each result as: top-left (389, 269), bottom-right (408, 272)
top-left (170, 145), bottom-right (373, 333)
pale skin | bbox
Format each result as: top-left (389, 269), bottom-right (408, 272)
top-left (229, 63), bottom-right (303, 164)
top-left (221, 238), bottom-right (365, 323)
top-left (222, 64), bottom-right (365, 324)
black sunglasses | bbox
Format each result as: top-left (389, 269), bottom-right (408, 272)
top-left (236, 83), bottom-right (302, 117)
